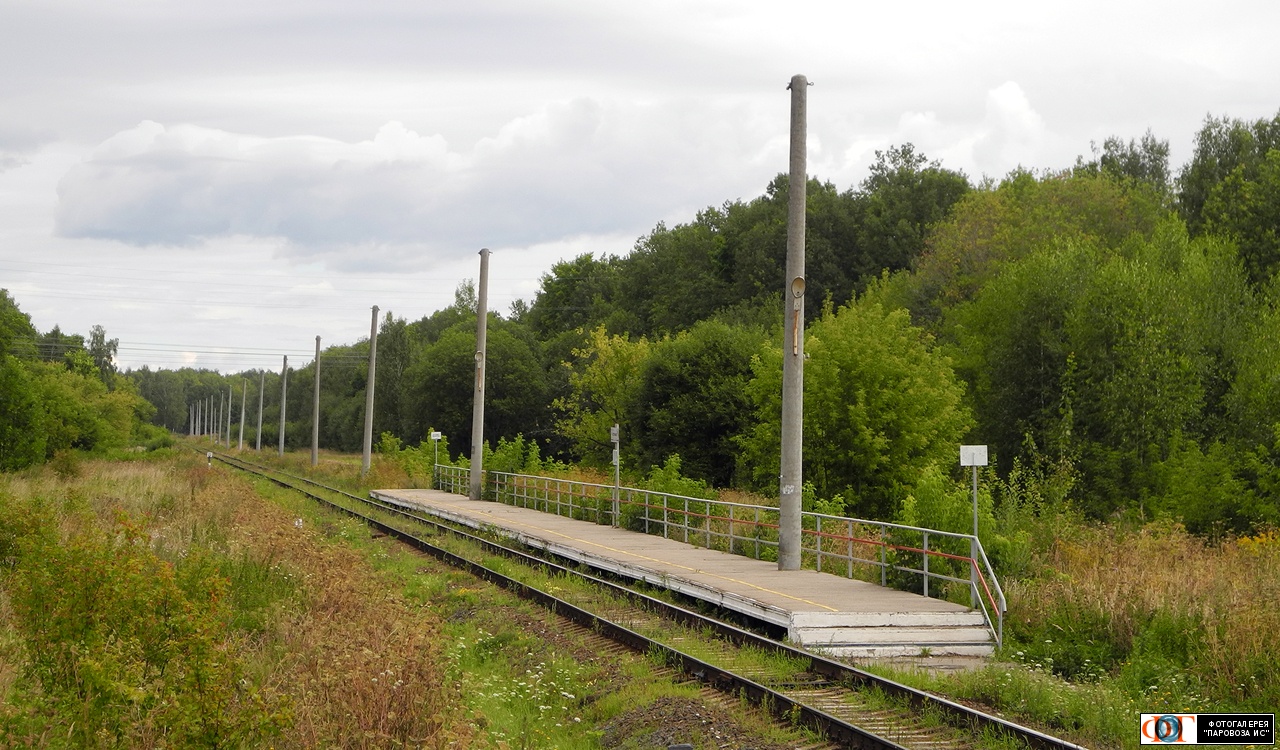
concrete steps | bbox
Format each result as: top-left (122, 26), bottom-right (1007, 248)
top-left (790, 610), bottom-right (994, 658)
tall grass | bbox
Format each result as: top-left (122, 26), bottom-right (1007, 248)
top-left (0, 453), bottom-right (473, 748)
top-left (1006, 520), bottom-right (1280, 712)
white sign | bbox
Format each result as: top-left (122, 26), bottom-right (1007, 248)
top-left (430, 431), bottom-right (442, 441)
top-left (960, 445), bottom-right (988, 467)
top-left (610, 424), bottom-right (620, 443)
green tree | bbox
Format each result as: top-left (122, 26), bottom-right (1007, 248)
top-left (1, 289), bottom-right (37, 357)
top-left (1223, 279), bottom-right (1280, 446)
top-left (1178, 110), bottom-right (1280, 237)
top-left (406, 318), bottom-right (549, 456)
top-left (947, 220), bottom-right (1259, 518)
top-left (552, 326), bottom-right (652, 466)
top-left (621, 216), bottom-right (729, 335)
top-left (854, 144), bottom-right (970, 281)
top-left (527, 253), bottom-right (626, 339)
top-left (33, 325), bottom-right (84, 363)
top-left (0, 357), bottom-right (44, 470)
top-left (88, 324), bottom-right (118, 382)
top-left (0, 291), bottom-right (44, 470)
top-left (899, 170), bottom-right (1166, 326)
top-left (944, 240), bottom-right (1093, 474)
top-left (372, 313), bottom-right (415, 441)
top-left (1201, 148), bottom-right (1280, 285)
top-left (740, 297), bottom-right (973, 519)
top-left (1075, 130), bottom-right (1171, 196)
top-left (629, 320), bottom-right (765, 486)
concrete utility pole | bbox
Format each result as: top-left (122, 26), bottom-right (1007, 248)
top-left (238, 378), bottom-right (246, 451)
top-left (778, 73), bottom-right (809, 571)
top-left (225, 386), bottom-right (232, 446)
top-left (194, 401), bottom-right (200, 438)
top-left (256, 370), bottom-right (265, 451)
top-left (469, 248), bottom-right (491, 502)
top-left (217, 390), bottom-right (224, 446)
top-left (278, 355), bottom-right (288, 457)
top-left (612, 424), bottom-right (621, 526)
top-left (361, 305), bottom-right (379, 476)
top-left (311, 337), bottom-right (321, 467)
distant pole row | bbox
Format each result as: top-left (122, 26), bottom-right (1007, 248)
top-left (182, 304), bottom-right (383, 476)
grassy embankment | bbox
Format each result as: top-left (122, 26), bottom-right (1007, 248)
top-left (0, 447), bottom-right (815, 749)
top-left (924, 519), bottom-right (1280, 747)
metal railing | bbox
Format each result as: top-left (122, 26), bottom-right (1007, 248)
top-left (432, 464), bottom-right (1006, 646)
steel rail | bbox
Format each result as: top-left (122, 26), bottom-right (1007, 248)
top-left (211, 450), bottom-right (1088, 750)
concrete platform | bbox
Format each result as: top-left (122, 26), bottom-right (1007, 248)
top-left (372, 488), bottom-right (993, 658)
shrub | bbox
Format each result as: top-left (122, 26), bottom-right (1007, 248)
top-left (0, 507), bottom-right (283, 745)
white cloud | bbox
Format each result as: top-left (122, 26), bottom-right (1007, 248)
top-left (53, 98), bottom-right (779, 265)
top-left (972, 82), bottom-right (1050, 177)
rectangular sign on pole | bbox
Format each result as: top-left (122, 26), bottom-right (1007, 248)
top-left (960, 445), bottom-right (989, 467)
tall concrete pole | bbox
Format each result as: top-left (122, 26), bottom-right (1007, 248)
top-left (238, 378), bottom-right (247, 451)
top-left (225, 385), bottom-right (232, 446)
top-left (255, 370), bottom-right (265, 451)
top-left (778, 74), bottom-right (809, 571)
top-left (195, 400), bottom-right (200, 438)
top-left (361, 305), bottom-right (380, 476)
top-left (469, 248), bottom-right (491, 502)
top-left (217, 390), bottom-right (224, 446)
top-left (311, 336), bottom-right (321, 467)
top-left (278, 355), bottom-right (288, 457)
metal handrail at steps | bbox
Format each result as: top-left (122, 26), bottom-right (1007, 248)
top-left (433, 464), bottom-right (1006, 647)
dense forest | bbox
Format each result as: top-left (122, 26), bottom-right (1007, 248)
top-left (6, 111), bottom-right (1280, 535)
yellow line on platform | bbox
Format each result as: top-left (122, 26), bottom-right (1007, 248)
top-left (459, 502), bottom-right (839, 613)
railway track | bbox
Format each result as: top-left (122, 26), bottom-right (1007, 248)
top-left (210, 450), bottom-right (1090, 750)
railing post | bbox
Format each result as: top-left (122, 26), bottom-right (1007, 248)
top-left (755, 507), bottom-right (761, 559)
top-left (847, 519), bottom-right (853, 578)
top-left (816, 516), bottom-right (823, 573)
top-left (970, 536), bottom-right (979, 608)
top-left (880, 526), bottom-right (887, 587)
top-left (923, 532), bottom-right (930, 598)
top-left (732, 499), bottom-right (742, 552)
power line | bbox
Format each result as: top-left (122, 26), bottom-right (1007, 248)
top-left (0, 258), bottom-right (536, 285)
top-left (10, 288), bottom-right (436, 311)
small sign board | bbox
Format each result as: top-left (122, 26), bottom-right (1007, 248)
top-left (610, 424), bottom-right (620, 443)
top-left (430, 431), bottom-right (442, 441)
top-left (960, 445), bottom-right (988, 467)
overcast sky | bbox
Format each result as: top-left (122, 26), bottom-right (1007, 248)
top-left (2, 0), bottom-right (1278, 373)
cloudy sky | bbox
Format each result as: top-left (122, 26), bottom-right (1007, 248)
top-left (2, 0), bottom-right (1278, 373)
